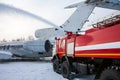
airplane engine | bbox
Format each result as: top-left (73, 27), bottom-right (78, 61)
top-left (23, 40), bottom-right (52, 53)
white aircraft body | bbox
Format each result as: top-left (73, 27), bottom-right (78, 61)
top-left (0, 4), bottom-right (54, 58)
top-left (0, 40), bottom-right (52, 58)
top-left (0, 51), bottom-right (12, 59)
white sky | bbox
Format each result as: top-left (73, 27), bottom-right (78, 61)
top-left (0, 0), bottom-right (82, 41)
top-left (0, 0), bottom-right (119, 41)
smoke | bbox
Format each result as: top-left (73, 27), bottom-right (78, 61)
top-left (0, 3), bottom-right (58, 28)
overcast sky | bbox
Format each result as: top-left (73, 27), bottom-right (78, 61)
top-left (0, 0), bottom-right (119, 41)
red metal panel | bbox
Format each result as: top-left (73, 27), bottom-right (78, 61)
top-left (74, 23), bottom-right (120, 59)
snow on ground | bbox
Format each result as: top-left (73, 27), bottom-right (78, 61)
top-left (0, 62), bottom-right (94, 80)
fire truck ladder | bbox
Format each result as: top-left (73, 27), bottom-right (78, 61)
top-left (92, 12), bottom-right (120, 28)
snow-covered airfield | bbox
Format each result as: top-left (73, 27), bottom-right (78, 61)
top-left (0, 62), bottom-right (94, 80)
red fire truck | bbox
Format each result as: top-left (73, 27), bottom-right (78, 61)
top-left (52, 14), bottom-right (120, 80)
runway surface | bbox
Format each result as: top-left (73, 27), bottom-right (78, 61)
top-left (0, 61), bottom-right (94, 80)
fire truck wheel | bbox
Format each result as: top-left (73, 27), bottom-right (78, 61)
top-left (99, 69), bottom-right (120, 80)
top-left (61, 61), bottom-right (71, 78)
top-left (53, 59), bottom-right (59, 73)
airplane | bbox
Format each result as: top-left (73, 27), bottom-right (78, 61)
top-left (0, 40), bottom-right (52, 58)
top-left (0, 0), bottom-right (119, 59)
top-left (0, 3), bottom-right (56, 59)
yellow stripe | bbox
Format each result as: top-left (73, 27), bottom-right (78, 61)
top-left (57, 52), bottom-right (65, 54)
top-left (54, 52), bottom-right (120, 57)
top-left (75, 53), bottom-right (120, 57)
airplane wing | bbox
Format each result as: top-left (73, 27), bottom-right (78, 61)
top-left (66, 0), bottom-right (120, 10)
top-left (62, 2), bottom-right (96, 32)
top-left (97, 2), bottom-right (120, 10)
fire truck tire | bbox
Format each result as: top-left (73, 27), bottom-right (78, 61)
top-left (99, 69), bottom-right (120, 80)
top-left (61, 61), bottom-right (71, 78)
top-left (53, 59), bottom-right (59, 73)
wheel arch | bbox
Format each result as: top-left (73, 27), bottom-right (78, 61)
top-left (61, 55), bottom-right (70, 63)
top-left (52, 54), bottom-right (59, 62)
